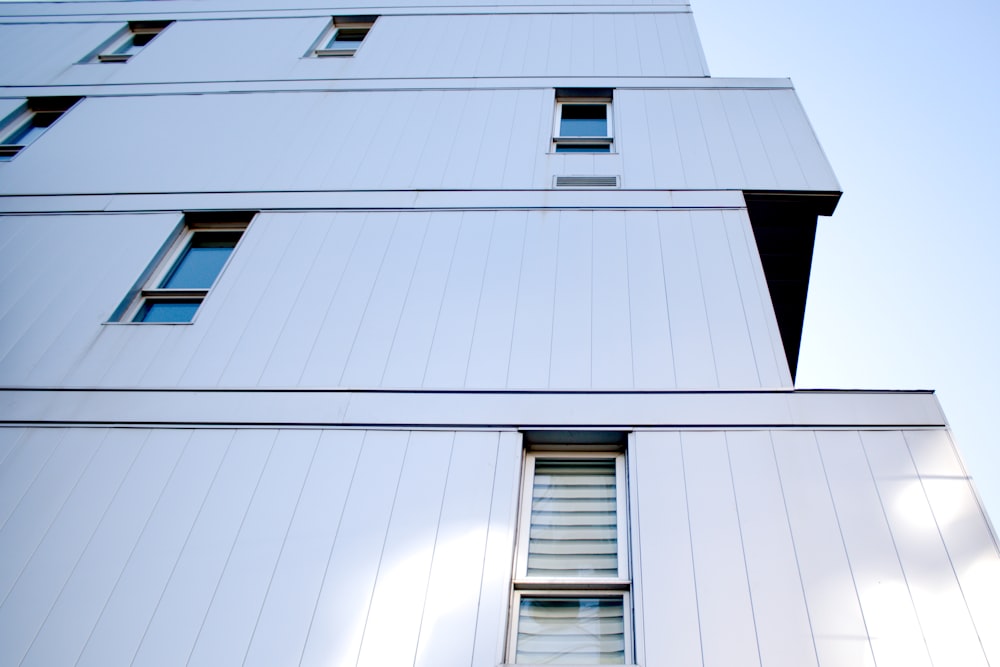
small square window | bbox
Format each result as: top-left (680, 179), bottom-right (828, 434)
top-left (116, 212), bottom-right (256, 324)
top-left (553, 90), bottom-right (614, 153)
top-left (0, 97), bottom-right (81, 161)
top-left (313, 16), bottom-right (376, 57)
top-left (91, 21), bottom-right (172, 63)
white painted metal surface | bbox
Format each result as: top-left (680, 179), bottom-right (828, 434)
top-left (0, 0), bottom-right (996, 666)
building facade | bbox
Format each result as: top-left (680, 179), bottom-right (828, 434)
top-left (0, 0), bottom-right (997, 665)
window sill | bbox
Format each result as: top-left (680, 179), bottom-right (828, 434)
top-left (314, 49), bottom-right (357, 57)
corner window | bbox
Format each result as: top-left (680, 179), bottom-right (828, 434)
top-left (313, 16), bottom-right (376, 57)
top-left (91, 21), bottom-right (172, 63)
top-left (553, 90), bottom-right (614, 153)
top-left (0, 97), bottom-right (81, 160)
top-left (510, 448), bottom-right (632, 664)
top-left (118, 212), bottom-right (255, 324)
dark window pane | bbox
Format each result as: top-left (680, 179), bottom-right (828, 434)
top-left (329, 28), bottom-right (368, 48)
top-left (555, 144), bottom-right (611, 153)
top-left (135, 300), bottom-right (201, 323)
top-left (560, 105), bottom-right (608, 137)
top-left (161, 232), bottom-right (241, 289)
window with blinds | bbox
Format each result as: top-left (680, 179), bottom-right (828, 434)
top-left (510, 451), bottom-right (632, 665)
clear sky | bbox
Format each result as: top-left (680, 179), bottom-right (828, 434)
top-left (694, 0), bottom-right (1000, 527)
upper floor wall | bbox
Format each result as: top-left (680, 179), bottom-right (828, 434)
top-left (0, 6), bottom-right (708, 86)
top-left (0, 86), bottom-right (837, 195)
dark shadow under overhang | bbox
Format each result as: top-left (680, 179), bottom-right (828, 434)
top-left (744, 191), bottom-right (841, 382)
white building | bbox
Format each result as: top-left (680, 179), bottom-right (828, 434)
top-left (0, 0), bottom-right (997, 665)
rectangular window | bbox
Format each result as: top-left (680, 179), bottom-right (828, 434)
top-left (117, 211), bottom-right (255, 323)
top-left (313, 16), bottom-right (376, 57)
top-left (0, 97), bottom-right (81, 160)
top-left (553, 90), bottom-right (614, 153)
top-left (510, 449), bottom-right (632, 665)
top-left (91, 21), bottom-right (172, 63)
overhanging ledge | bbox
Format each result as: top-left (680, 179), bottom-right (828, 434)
top-left (0, 388), bottom-right (945, 429)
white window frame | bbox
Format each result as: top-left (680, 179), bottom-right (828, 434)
top-left (552, 94), bottom-right (614, 153)
top-left (119, 215), bottom-right (251, 324)
top-left (507, 449), bottom-right (633, 665)
top-left (312, 16), bottom-right (376, 57)
top-left (91, 21), bottom-right (172, 63)
top-left (0, 98), bottom-right (80, 160)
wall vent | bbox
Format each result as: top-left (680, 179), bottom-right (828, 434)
top-left (554, 175), bottom-right (619, 188)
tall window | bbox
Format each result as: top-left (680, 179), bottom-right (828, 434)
top-left (553, 90), bottom-right (614, 153)
top-left (90, 21), bottom-right (172, 63)
top-left (117, 212), bottom-right (255, 323)
top-left (313, 16), bottom-right (376, 57)
top-left (0, 97), bottom-right (81, 160)
top-left (510, 449), bottom-right (632, 665)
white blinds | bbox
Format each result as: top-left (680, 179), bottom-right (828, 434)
top-left (527, 459), bottom-right (618, 577)
top-left (515, 597), bottom-right (626, 664)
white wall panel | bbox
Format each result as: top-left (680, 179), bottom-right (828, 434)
top-left (683, 431), bottom-right (761, 666)
top-left (20, 429), bottom-right (189, 667)
top-left (186, 429), bottom-right (318, 667)
top-left (631, 431), bottom-right (701, 667)
top-left (728, 431), bottom-right (817, 667)
top-left (74, 429), bottom-right (228, 666)
top-left (903, 429), bottom-right (1000, 663)
top-left (625, 212), bottom-right (675, 387)
top-left (129, 429), bottom-right (276, 667)
top-left (0, 88), bottom-right (837, 195)
top-left (421, 213), bottom-right (494, 387)
top-left (0, 22), bottom-right (118, 85)
top-left (818, 430), bottom-right (933, 667)
top-left (4, 209), bottom-right (786, 390)
top-left (771, 430), bottom-right (877, 667)
top-left (863, 430), bottom-right (991, 667)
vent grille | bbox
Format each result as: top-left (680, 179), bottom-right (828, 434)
top-left (554, 175), bottom-right (619, 188)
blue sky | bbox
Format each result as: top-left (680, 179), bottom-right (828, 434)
top-left (694, 1), bottom-right (1000, 526)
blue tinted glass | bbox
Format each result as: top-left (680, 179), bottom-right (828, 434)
top-left (560, 105), bottom-right (607, 137)
top-left (3, 120), bottom-right (45, 146)
top-left (135, 301), bottom-right (200, 323)
top-left (555, 144), bottom-right (611, 153)
top-left (161, 232), bottom-right (240, 289)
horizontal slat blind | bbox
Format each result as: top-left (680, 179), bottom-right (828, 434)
top-left (527, 459), bottom-right (618, 577)
top-left (516, 597), bottom-right (626, 664)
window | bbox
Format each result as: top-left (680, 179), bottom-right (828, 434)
top-left (0, 97), bottom-right (81, 160)
top-left (509, 445), bottom-right (632, 665)
top-left (313, 16), bottom-right (376, 56)
top-left (117, 212), bottom-right (255, 323)
top-left (91, 21), bottom-right (172, 63)
top-left (553, 90), bottom-right (614, 153)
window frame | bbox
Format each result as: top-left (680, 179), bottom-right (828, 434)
top-left (312, 16), bottom-right (376, 57)
top-left (90, 20), bottom-right (172, 63)
top-left (0, 97), bottom-right (81, 160)
top-left (116, 213), bottom-right (253, 324)
top-left (552, 93), bottom-right (614, 154)
top-left (507, 448), bottom-right (633, 665)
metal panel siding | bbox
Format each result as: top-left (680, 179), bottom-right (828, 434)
top-left (0, 427), bottom-right (516, 666)
top-left (862, 430), bottom-right (991, 666)
top-left (728, 431), bottom-right (818, 667)
top-left (3, 210), bottom-right (783, 390)
top-left (0, 88), bottom-right (836, 195)
top-left (771, 430), bottom-right (878, 667)
top-left (0, 22), bottom-right (119, 85)
top-left (631, 431), bottom-right (701, 666)
top-left (903, 430), bottom-right (1000, 663)
top-left (816, 431), bottom-right (935, 667)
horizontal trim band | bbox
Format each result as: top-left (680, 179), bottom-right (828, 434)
top-left (0, 388), bottom-right (946, 428)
